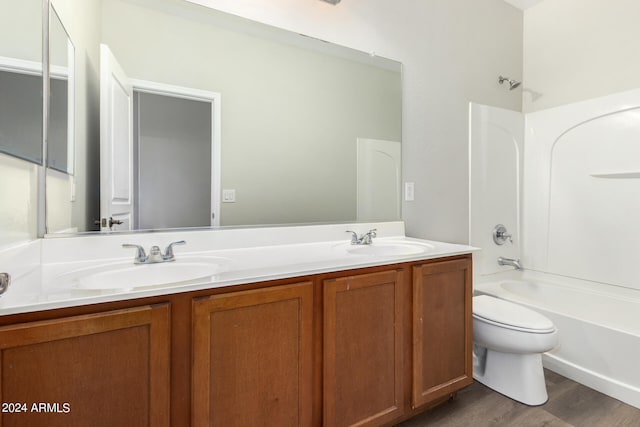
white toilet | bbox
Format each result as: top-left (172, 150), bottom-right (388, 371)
top-left (472, 295), bottom-right (558, 406)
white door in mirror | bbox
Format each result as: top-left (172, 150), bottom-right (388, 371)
top-left (99, 44), bottom-right (134, 231)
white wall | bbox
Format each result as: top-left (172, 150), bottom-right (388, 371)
top-left (0, 154), bottom-right (38, 247)
top-left (46, 168), bottom-right (74, 233)
top-left (189, 0), bottom-right (524, 242)
top-left (523, 0), bottom-right (640, 113)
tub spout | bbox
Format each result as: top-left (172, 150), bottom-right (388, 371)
top-left (498, 256), bottom-right (522, 270)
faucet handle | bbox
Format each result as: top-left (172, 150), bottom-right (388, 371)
top-left (164, 240), bottom-right (186, 261)
top-left (345, 231), bottom-right (359, 245)
top-left (362, 229), bottom-right (377, 245)
top-left (493, 224), bottom-right (513, 245)
top-left (0, 272), bottom-right (10, 295)
top-left (122, 244), bottom-right (147, 264)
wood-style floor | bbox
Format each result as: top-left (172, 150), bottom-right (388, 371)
top-left (399, 370), bottom-right (640, 427)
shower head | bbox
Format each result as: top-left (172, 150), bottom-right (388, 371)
top-left (499, 76), bottom-right (521, 90)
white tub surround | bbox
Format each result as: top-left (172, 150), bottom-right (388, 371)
top-left (0, 221), bottom-right (477, 315)
top-left (524, 88), bottom-right (640, 289)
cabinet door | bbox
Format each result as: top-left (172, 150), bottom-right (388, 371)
top-left (412, 257), bottom-right (473, 408)
top-left (192, 282), bottom-right (314, 427)
top-left (0, 304), bottom-right (170, 427)
top-left (323, 269), bottom-right (405, 427)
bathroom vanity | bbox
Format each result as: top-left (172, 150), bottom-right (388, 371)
top-left (0, 223), bottom-right (475, 426)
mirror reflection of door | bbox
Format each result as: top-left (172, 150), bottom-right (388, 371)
top-left (356, 139), bottom-right (401, 221)
top-left (100, 44), bottom-right (134, 231)
top-left (100, 44), bottom-right (221, 231)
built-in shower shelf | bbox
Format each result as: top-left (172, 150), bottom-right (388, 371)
top-left (590, 171), bottom-right (640, 179)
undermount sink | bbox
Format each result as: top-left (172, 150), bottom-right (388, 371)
top-left (57, 257), bottom-right (230, 291)
top-left (335, 240), bottom-right (435, 257)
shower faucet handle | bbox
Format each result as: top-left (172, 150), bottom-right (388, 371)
top-left (493, 224), bottom-right (513, 245)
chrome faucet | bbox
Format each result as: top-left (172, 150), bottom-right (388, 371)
top-left (497, 256), bottom-right (522, 270)
top-left (493, 224), bottom-right (513, 245)
top-left (346, 229), bottom-right (377, 245)
top-left (0, 272), bottom-right (10, 296)
top-left (123, 240), bottom-right (186, 264)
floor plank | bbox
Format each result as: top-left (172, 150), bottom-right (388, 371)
top-left (398, 370), bottom-right (640, 427)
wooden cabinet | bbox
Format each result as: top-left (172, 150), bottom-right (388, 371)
top-left (0, 304), bottom-right (170, 427)
top-left (412, 258), bottom-right (473, 408)
top-left (0, 254), bottom-right (473, 426)
top-left (192, 281), bottom-right (314, 427)
top-left (323, 269), bottom-right (406, 427)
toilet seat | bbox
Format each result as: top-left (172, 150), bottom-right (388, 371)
top-left (473, 295), bottom-right (555, 334)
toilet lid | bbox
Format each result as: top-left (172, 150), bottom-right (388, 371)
top-left (473, 295), bottom-right (555, 333)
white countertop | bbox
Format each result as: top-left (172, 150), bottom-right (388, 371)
top-left (0, 222), bottom-right (477, 316)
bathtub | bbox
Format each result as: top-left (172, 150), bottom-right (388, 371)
top-left (475, 270), bottom-right (640, 409)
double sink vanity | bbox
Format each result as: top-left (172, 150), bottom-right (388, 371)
top-left (0, 222), bottom-right (476, 426)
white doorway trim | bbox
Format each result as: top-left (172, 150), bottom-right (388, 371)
top-left (129, 79), bottom-right (222, 226)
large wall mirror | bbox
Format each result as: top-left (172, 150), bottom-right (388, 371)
top-left (0, 0), bottom-right (43, 247)
top-left (46, 0), bottom-right (402, 235)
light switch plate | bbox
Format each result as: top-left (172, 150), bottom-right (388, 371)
top-left (222, 189), bottom-right (236, 203)
top-left (404, 182), bottom-right (415, 201)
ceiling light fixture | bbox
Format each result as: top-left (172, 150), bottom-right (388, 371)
top-left (320, 0), bottom-right (341, 4)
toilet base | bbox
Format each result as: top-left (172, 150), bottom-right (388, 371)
top-left (474, 347), bottom-right (549, 406)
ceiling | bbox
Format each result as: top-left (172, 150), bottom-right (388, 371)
top-left (502, 0), bottom-right (544, 10)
